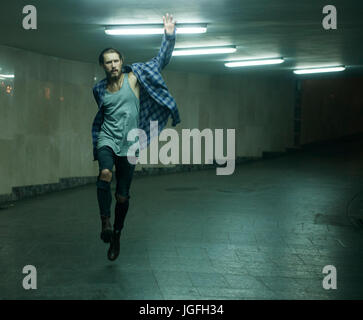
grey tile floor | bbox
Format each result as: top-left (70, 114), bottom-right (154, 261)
top-left (1, 137), bottom-right (363, 300)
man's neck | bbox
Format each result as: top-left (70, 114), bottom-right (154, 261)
top-left (107, 73), bottom-right (124, 91)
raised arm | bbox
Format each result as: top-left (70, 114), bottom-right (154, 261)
top-left (149, 13), bottom-right (176, 71)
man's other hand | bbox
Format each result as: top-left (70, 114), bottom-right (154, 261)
top-left (163, 13), bottom-right (176, 35)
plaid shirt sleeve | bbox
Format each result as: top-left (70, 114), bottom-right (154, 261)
top-left (146, 31), bottom-right (176, 72)
top-left (91, 80), bottom-right (107, 161)
top-left (131, 30), bottom-right (180, 123)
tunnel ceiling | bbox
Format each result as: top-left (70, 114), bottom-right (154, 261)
top-left (0, 0), bottom-right (362, 76)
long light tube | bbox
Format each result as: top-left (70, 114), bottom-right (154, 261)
top-left (172, 45), bottom-right (237, 56)
top-left (293, 66), bottom-right (346, 74)
top-left (0, 74), bottom-right (15, 78)
top-left (105, 24), bottom-right (207, 35)
top-left (225, 58), bottom-right (284, 68)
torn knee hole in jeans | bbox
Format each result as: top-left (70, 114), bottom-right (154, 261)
top-left (115, 194), bottom-right (128, 203)
top-left (99, 172), bottom-right (112, 182)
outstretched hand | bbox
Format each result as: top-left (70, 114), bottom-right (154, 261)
top-left (163, 13), bottom-right (176, 35)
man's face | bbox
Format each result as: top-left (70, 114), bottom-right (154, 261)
top-left (102, 52), bottom-right (122, 79)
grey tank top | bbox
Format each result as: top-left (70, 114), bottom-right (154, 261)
top-left (97, 73), bottom-right (140, 156)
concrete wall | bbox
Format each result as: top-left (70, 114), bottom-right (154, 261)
top-left (0, 44), bottom-right (295, 198)
top-left (0, 45), bottom-right (99, 197)
top-left (300, 76), bottom-right (363, 145)
top-left (163, 71), bottom-right (295, 162)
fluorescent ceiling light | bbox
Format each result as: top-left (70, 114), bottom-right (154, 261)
top-left (105, 24), bottom-right (207, 35)
top-left (172, 45), bottom-right (236, 56)
top-left (225, 58), bottom-right (284, 67)
top-left (0, 74), bottom-right (14, 78)
top-left (293, 66), bottom-right (345, 74)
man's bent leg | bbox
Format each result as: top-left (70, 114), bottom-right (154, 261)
top-left (96, 173), bottom-right (112, 218)
top-left (113, 156), bottom-right (136, 232)
top-left (97, 170), bottom-right (113, 243)
top-left (96, 146), bottom-right (115, 243)
top-left (108, 195), bottom-right (129, 261)
top-left (108, 157), bottom-right (135, 261)
top-left (114, 195), bottom-right (130, 231)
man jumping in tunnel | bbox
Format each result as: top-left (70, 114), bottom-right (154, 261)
top-left (91, 13), bottom-right (180, 261)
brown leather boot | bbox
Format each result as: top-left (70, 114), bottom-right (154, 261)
top-left (100, 216), bottom-right (113, 243)
top-left (107, 229), bottom-right (121, 261)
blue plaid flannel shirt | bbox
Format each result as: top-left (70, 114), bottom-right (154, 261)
top-left (91, 30), bottom-right (180, 161)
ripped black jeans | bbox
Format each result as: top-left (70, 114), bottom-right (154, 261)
top-left (96, 145), bottom-right (136, 231)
